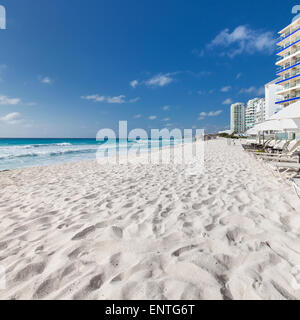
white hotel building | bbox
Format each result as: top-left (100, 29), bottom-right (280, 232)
top-left (230, 103), bottom-right (245, 134)
top-left (245, 98), bottom-right (265, 130)
top-left (265, 79), bottom-right (283, 119)
top-left (276, 17), bottom-right (300, 106)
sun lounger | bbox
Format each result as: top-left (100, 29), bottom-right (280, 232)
top-left (272, 140), bottom-right (289, 152)
top-left (252, 139), bottom-right (279, 153)
top-left (269, 162), bottom-right (300, 169)
top-left (247, 139), bottom-right (273, 152)
top-left (242, 140), bottom-right (259, 150)
top-left (244, 139), bottom-right (273, 152)
top-left (256, 140), bottom-right (300, 161)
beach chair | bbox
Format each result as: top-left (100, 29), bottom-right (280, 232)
top-left (254, 139), bottom-right (288, 155)
top-left (242, 140), bottom-right (258, 150)
top-left (267, 161), bottom-right (300, 181)
top-left (266, 140), bottom-right (286, 153)
top-left (256, 140), bottom-right (300, 162)
top-left (254, 139), bottom-right (281, 154)
top-left (272, 140), bottom-right (290, 153)
top-left (247, 139), bottom-right (273, 153)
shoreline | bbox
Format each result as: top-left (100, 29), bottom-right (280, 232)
top-left (0, 140), bottom-right (196, 173)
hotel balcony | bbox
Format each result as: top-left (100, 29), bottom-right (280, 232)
top-left (276, 88), bottom-right (300, 106)
top-left (276, 45), bottom-right (300, 65)
top-left (277, 16), bottom-right (300, 45)
top-left (277, 78), bottom-right (300, 94)
top-left (276, 67), bottom-right (300, 84)
top-left (275, 18), bottom-right (300, 108)
top-left (276, 58), bottom-right (300, 75)
top-left (276, 37), bottom-right (300, 61)
top-left (277, 27), bottom-right (300, 48)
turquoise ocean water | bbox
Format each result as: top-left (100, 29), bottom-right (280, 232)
top-left (0, 138), bottom-right (181, 171)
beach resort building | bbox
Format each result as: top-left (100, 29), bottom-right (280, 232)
top-left (230, 103), bottom-right (245, 134)
top-left (254, 98), bottom-right (266, 124)
top-left (245, 99), bottom-right (256, 130)
top-left (245, 98), bottom-right (266, 130)
top-left (265, 79), bottom-right (283, 119)
top-left (276, 16), bottom-right (300, 107)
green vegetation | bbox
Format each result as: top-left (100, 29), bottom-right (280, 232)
top-left (218, 133), bottom-right (247, 139)
top-left (218, 133), bottom-right (231, 138)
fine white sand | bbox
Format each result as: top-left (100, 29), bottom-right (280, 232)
top-left (1, 139), bottom-right (300, 300)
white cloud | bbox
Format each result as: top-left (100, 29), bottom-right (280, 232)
top-left (0, 95), bottom-right (21, 105)
top-left (221, 86), bottom-right (232, 92)
top-left (41, 77), bottom-right (52, 84)
top-left (239, 86), bottom-right (265, 96)
top-left (0, 112), bottom-right (23, 125)
top-left (208, 25), bottom-right (276, 58)
top-left (81, 94), bottom-right (106, 102)
top-left (106, 95), bottom-right (126, 104)
top-left (198, 110), bottom-right (223, 120)
top-left (208, 110), bottom-right (223, 116)
top-left (222, 98), bottom-right (233, 105)
top-left (134, 114), bottom-right (142, 119)
top-left (81, 94), bottom-right (137, 104)
top-left (145, 73), bottom-right (175, 87)
top-left (162, 105), bottom-right (170, 111)
top-left (130, 80), bottom-right (139, 88)
top-left (129, 97), bottom-right (140, 103)
top-left (149, 115), bottom-right (157, 120)
top-left (236, 73), bottom-right (242, 79)
top-left (161, 118), bottom-right (170, 122)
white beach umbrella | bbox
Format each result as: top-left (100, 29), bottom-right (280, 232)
top-left (252, 120), bottom-right (283, 132)
top-left (246, 119), bottom-right (300, 135)
top-left (246, 127), bottom-right (259, 135)
top-left (270, 100), bottom-right (300, 120)
top-left (259, 119), bottom-right (300, 131)
top-left (279, 118), bottom-right (300, 130)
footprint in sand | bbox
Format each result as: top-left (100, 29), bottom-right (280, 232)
top-left (192, 203), bottom-right (202, 210)
top-left (111, 226), bottom-right (123, 239)
top-left (0, 241), bottom-right (8, 250)
top-left (84, 193), bottom-right (98, 200)
top-left (172, 245), bottom-right (198, 257)
top-left (14, 262), bottom-right (46, 282)
top-left (73, 273), bottom-right (104, 299)
top-left (110, 253), bottom-right (121, 268)
top-left (72, 226), bottom-right (96, 240)
top-left (205, 224), bottom-right (215, 232)
top-left (88, 274), bottom-right (103, 290)
top-left (33, 277), bottom-right (59, 299)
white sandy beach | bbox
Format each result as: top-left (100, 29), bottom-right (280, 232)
top-left (1, 139), bottom-right (300, 300)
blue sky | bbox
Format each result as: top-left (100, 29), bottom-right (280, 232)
top-left (0, 0), bottom-right (297, 137)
